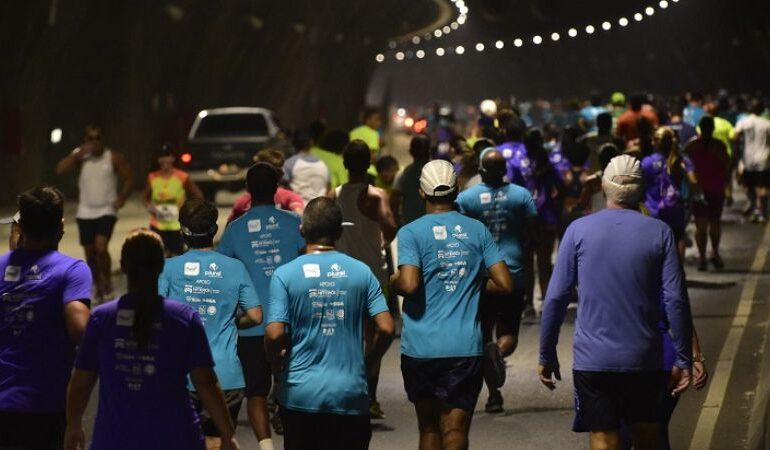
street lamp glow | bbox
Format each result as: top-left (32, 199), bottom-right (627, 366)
top-left (450, 22), bottom-right (459, 30)
top-left (475, 43), bottom-right (485, 51)
top-left (457, 15), bottom-right (467, 25)
top-left (585, 25), bottom-right (595, 34)
top-left (456, 0), bottom-right (465, 7)
top-left (459, 6), bottom-right (469, 14)
top-left (455, 45), bottom-right (465, 55)
top-left (443, 25), bottom-right (451, 34)
top-left (645, 6), bottom-right (655, 15)
top-left (434, 29), bottom-right (442, 38)
top-left (551, 32), bottom-right (560, 41)
top-left (568, 28), bottom-right (578, 37)
top-left (395, 51), bottom-right (405, 61)
top-left (532, 35), bottom-right (542, 44)
top-left (602, 21), bottom-right (611, 31)
top-left (50, 128), bottom-right (62, 144)
top-left (375, 53), bottom-right (385, 62)
top-left (659, 0), bottom-right (669, 8)
top-left (416, 49), bottom-right (425, 59)
top-left (634, 13), bottom-right (644, 21)
top-left (513, 38), bottom-right (523, 47)
top-left (412, 36), bottom-right (420, 44)
top-left (495, 40), bottom-right (504, 49)
top-left (436, 47), bottom-right (445, 56)
top-left (619, 17), bottom-right (629, 27)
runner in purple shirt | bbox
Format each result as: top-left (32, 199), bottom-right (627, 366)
top-left (64, 230), bottom-right (240, 450)
top-left (0, 187), bottom-right (91, 449)
top-left (539, 155), bottom-right (693, 450)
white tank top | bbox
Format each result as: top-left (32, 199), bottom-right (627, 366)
top-left (335, 183), bottom-right (387, 284)
top-left (77, 149), bottom-right (118, 219)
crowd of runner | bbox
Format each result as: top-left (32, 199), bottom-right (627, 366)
top-left (0, 91), bottom-right (769, 450)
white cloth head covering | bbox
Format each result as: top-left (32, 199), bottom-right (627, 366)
top-left (420, 160), bottom-right (457, 197)
top-left (602, 155), bottom-right (644, 205)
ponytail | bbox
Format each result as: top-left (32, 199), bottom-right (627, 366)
top-left (121, 230), bottom-right (165, 350)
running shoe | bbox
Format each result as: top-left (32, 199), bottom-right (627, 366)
top-left (483, 342), bottom-right (506, 389)
top-left (369, 400), bottom-right (386, 419)
top-left (485, 390), bottom-right (504, 414)
top-left (709, 255), bottom-right (724, 270)
top-left (697, 259), bottom-right (708, 271)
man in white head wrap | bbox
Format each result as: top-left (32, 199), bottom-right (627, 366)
top-left (539, 153), bottom-right (694, 450)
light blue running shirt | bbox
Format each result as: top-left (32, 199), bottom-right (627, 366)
top-left (217, 205), bottom-right (304, 336)
top-left (159, 249), bottom-right (259, 390)
top-left (397, 211), bottom-right (503, 358)
top-left (267, 251), bottom-right (388, 415)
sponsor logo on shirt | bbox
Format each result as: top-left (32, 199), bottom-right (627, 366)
top-left (248, 219), bottom-right (262, 233)
top-left (205, 262), bottom-right (222, 278)
top-left (266, 216), bottom-right (280, 231)
top-left (116, 309), bottom-right (135, 327)
top-left (26, 264), bottom-right (42, 281)
top-left (303, 263), bottom-right (321, 278)
top-left (327, 263), bottom-right (347, 278)
top-left (184, 262), bottom-right (200, 276)
top-left (4, 265), bottom-right (21, 282)
top-left (452, 225), bottom-right (469, 239)
top-left (206, 305), bottom-right (217, 316)
top-left (502, 148), bottom-right (513, 159)
top-left (496, 190), bottom-right (507, 200)
top-left (433, 226), bottom-right (448, 240)
top-left (479, 192), bottom-right (492, 204)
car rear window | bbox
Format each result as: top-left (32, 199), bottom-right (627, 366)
top-left (195, 113), bottom-right (269, 138)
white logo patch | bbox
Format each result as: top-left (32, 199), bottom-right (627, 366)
top-left (184, 262), bottom-right (200, 276)
top-left (479, 192), bottom-right (492, 204)
top-left (4, 266), bottom-right (21, 282)
top-left (303, 264), bottom-right (321, 278)
top-left (433, 226), bottom-right (447, 240)
top-left (248, 219), bottom-right (262, 233)
top-left (116, 309), bottom-right (135, 327)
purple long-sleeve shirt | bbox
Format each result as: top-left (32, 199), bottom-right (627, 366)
top-left (539, 208), bottom-right (692, 372)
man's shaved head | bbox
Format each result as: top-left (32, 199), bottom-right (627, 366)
top-left (480, 149), bottom-right (507, 182)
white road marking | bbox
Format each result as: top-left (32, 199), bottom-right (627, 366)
top-left (689, 223), bottom-right (770, 450)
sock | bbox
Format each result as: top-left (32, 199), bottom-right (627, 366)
top-left (259, 438), bottom-right (275, 450)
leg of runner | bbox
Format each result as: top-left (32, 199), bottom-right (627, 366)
top-left (82, 243), bottom-right (99, 292)
top-left (364, 317), bottom-right (388, 419)
top-left (589, 431), bottom-right (621, 450)
top-left (439, 406), bottom-right (472, 450)
top-left (708, 217), bottom-right (723, 268)
top-left (536, 228), bottom-right (556, 303)
top-left (479, 297), bottom-right (503, 413)
top-left (93, 235), bottom-right (112, 297)
top-left (631, 422), bottom-right (660, 450)
top-left (245, 397), bottom-right (272, 446)
top-left (415, 398), bottom-right (442, 450)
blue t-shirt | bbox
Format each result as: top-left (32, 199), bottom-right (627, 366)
top-left (580, 105), bottom-right (609, 131)
top-left (75, 296), bottom-right (212, 450)
top-left (0, 249), bottom-right (92, 413)
top-left (397, 211), bottom-right (504, 358)
top-left (683, 105), bottom-right (705, 127)
top-left (456, 183), bottom-right (537, 283)
top-left (218, 205), bottom-right (304, 336)
top-left (267, 251), bottom-right (388, 415)
top-left (539, 209), bottom-right (692, 372)
top-left (159, 250), bottom-right (259, 390)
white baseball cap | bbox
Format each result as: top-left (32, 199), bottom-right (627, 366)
top-left (0, 212), bottom-right (20, 225)
top-left (420, 160), bottom-right (457, 197)
top-left (602, 155), bottom-right (643, 204)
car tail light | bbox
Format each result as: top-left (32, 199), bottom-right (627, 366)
top-left (180, 153), bottom-right (192, 164)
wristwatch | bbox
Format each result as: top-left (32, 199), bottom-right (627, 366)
top-left (693, 353), bottom-right (706, 363)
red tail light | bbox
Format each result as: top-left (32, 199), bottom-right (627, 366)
top-left (180, 153), bottom-right (192, 164)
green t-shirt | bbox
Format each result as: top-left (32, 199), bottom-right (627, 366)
top-left (310, 146), bottom-right (348, 189)
top-left (698, 117), bottom-right (735, 157)
top-left (350, 125), bottom-right (380, 152)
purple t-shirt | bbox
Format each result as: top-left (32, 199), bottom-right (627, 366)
top-left (507, 147), bottom-right (562, 227)
top-left (641, 153), bottom-right (694, 230)
top-left (75, 296), bottom-right (213, 449)
top-left (0, 249), bottom-right (91, 413)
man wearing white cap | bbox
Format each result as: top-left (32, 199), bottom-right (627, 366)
top-left (391, 160), bottom-right (513, 450)
top-left (538, 155), bottom-right (693, 450)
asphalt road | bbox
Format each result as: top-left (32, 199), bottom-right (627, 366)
top-left (1, 192), bottom-right (768, 450)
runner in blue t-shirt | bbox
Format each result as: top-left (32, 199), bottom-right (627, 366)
top-left (392, 160), bottom-right (513, 450)
top-left (456, 149), bottom-right (537, 413)
top-left (65, 230), bottom-right (240, 450)
top-left (265, 197), bottom-right (394, 450)
top-left (0, 187), bottom-right (91, 449)
top-left (158, 199), bottom-right (261, 446)
top-left (217, 162), bottom-right (304, 449)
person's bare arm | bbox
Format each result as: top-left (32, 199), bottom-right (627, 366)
top-left (485, 261), bottom-right (514, 295)
top-left (190, 367), bottom-right (239, 448)
top-left (389, 189), bottom-right (403, 226)
top-left (390, 265), bottom-right (421, 297)
top-left (237, 307), bottom-right (263, 329)
top-left (111, 152), bottom-right (134, 210)
top-left (265, 322), bottom-right (289, 374)
top-left (366, 311), bottom-right (395, 363)
top-left (184, 177), bottom-right (204, 201)
top-left (64, 301), bottom-right (90, 344)
top-left (372, 187), bottom-right (397, 242)
top-left (56, 147), bottom-right (88, 175)
top-left (691, 325), bottom-right (708, 390)
top-left (64, 369), bottom-right (98, 450)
